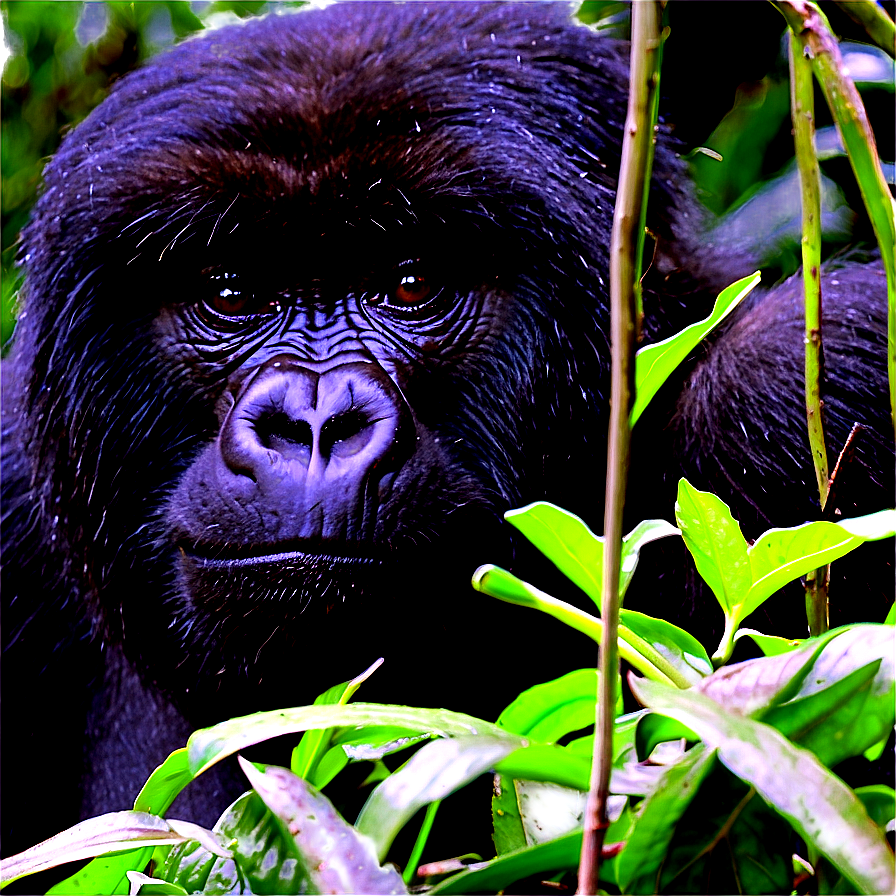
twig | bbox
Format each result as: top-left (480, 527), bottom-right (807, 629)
top-left (577, 2), bottom-right (662, 892)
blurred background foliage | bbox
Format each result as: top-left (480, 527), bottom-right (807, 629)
top-left (1, 1), bottom-right (893, 350)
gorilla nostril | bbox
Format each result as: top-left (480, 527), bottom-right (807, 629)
top-left (256, 414), bottom-right (314, 464)
top-left (321, 409), bottom-right (374, 459)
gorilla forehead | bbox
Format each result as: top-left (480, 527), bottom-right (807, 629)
top-left (27, 3), bottom-right (623, 262)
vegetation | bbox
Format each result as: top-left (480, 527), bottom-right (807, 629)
top-left (1, 1), bottom-right (893, 894)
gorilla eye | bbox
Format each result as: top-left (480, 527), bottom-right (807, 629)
top-left (201, 271), bottom-right (282, 322)
top-left (367, 260), bottom-right (442, 315)
top-left (393, 267), bottom-right (432, 306)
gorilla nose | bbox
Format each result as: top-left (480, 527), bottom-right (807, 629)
top-left (219, 359), bottom-right (408, 539)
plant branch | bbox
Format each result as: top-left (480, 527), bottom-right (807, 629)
top-left (773, 0), bottom-right (896, 435)
top-left (833, 0), bottom-right (896, 59)
top-left (789, 29), bottom-right (830, 636)
top-left (578, 2), bottom-right (662, 892)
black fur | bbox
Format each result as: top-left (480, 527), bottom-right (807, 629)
top-left (2, 2), bottom-right (892, 858)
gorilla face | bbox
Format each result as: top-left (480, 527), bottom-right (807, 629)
top-left (11, 3), bottom-right (661, 708)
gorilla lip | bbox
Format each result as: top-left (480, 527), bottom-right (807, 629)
top-left (181, 544), bottom-right (381, 570)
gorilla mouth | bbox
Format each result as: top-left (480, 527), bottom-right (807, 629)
top-left (177, 541), bottom-right (386, 617)
top-left (184, 546), bottom-right (382, 571)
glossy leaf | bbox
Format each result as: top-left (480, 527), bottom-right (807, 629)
top-left (125, 872), bottom-right (187, 895)
top-left (745, 511), bottom-right (896, 618)
top-left (240, 758), bottom-right (407, 895)
top-left (675, 479), bottom-right (752, 616)
top-left (763, 624), bottom-right (895, 766)
top-left (733, 628), bottom-right (803, 656)
top-left (492, 773), bottom-right (527, 856)
top-left (290, 657), bottom-right (383, 782)
top-left (504, 502), bottom-right (679, 611)
top-left (631, 272), bottom-right (760, 426)
top-left (49, 750), bottom-right (197, 895)
top-left (630, 676), bottom-right (896, 895)
top-left (1, 813), bottom-right (228, 888)
top-left (615, 745), bottom-right (717, 892)
top-left (187, 703), bottom-right (511, 777)
top-left (356, 735), bottom-right (520, 860)
top-left (495, 744), bottom-right (592, 792)
top-left (619, 609), bottom-right (712, 685)
top-left (496, 669), bottom-right (600, 741)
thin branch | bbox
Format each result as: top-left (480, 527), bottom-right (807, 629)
top-left (773, 0), bottom-right (896, 435)
top-left (577, 2), bottom-right (662, 892)
top-left (789, 30), bottom-right (829, 636)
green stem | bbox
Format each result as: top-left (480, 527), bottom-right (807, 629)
top-left (472, 566), bottom-right (683, 687)
top-left (403, 800), bottom-right (440, 886)
top-left (712, 615), bottom-right (738, 668)
top-left (833, 0), bottom-right (896, 59)
top-left (579, 4), bottom-right (663, 893)
top-left (773, 0), bottom-right (896, 435)
top-left (789, 29), bottom-right (830, 636)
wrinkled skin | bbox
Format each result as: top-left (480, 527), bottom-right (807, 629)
top-left (1, 2), bottom-right (892, 858)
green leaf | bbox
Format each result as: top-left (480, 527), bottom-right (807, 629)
top-left (125, 872), bottom-right (188, 895)
top-left (733, 628), bottom-right (803, 656)
top-left (744, 513), bottom-right (895, 618)
top-left (187, 703), bottom-right (513, 777)
top-left (505, 503), bottom-right (604, 606)
top-left (291, 657), bottom-right (383, 782)
top-left (495, 744), bottom-right (592, 792)
top-left (472, 566), bottom-right (690, 686)
top-left (762, 625), bottom-right (895, 767)
top-left (618, 610), bottom-right (713, 685)
top-left (240, 758), bottom-right (408, 895)
top-left (356, 736), bottom-right (519, 860)
top-left (631, 272), bottom-right (760, 426)
top-left (504, 503), bottom-right (679, 611)
top-left (49, 750), bottom-right (197, 895)
top-left (1, 813), bottom-right (229, 889)
top-left (615, 745), bottom-right (717, 892)
top-left (430, 809), bottom-right (631, 895)
top-left (630, 676), bottom-right (896, 895)
top-left (492, 774), bottom-right (528, 856)
top-left (885, 602), bottom-right (896, 624)
top-left (675, 479), bottom-right (752, 617)
top-left (496, 669), bottom-right (599, 741)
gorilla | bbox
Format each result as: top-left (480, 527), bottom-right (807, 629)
top-left (1, 1), bottom-right (892, 858)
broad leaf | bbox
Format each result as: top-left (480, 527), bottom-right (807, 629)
top-left (496, 669), bottom-right (600, 741)
top-left (630, 676), bottom-right (896, 895)
top-left (615, 745), bottom-right (717, 892)
top-left (290, 657), bottom-right (384, 782)
top-left (187, 703), bottom-right (512, 777)
top-left (762, 624), bottom-right (895, 767)
top-left (504, 503), bottom-right (679, 611)
top-left (356, 735), bottom-right (520, 860)
top-left (48, 750), bottom-right (196, 896)
top-left (240, 759), bottom-right (407, 895)
top-left (675, 479), bottom-right (752, 616)
top-left (631, 272), bottom-right (760, 426)
top-left (1, 813), bottom-right (228, 888)
top-left (619, 609), bottom-right (712, 685)
top-left (733, 628), bottom-right (802, 656)
top-left (744, 512), bottom-right (896, 618)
